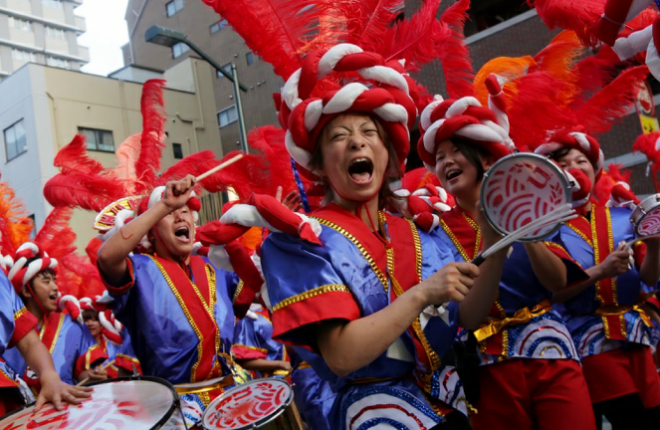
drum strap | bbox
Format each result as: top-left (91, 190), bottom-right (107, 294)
top-left (567, 206), bottom-right (628, 340)
top-left (147, 255), bottom-right (222, 382)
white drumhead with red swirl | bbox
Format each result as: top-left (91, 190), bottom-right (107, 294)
top-left (202, 378), bottom-right (293, 430)
top-left (481, 153), bottom-right (570, 241)
top-left (636, 205), bottom-right (660, 237)
top-left (0, 379), bottom-right (175, 430)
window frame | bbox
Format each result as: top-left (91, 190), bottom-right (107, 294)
top-left (172, 42), bottom-right (189, 58)
top-left (3, 120), bottom-right (28, 162)
top-left (166, 0), bottom-right (184, 17)
top-left (172, 143), bottom-right (183, 159)
top-left (78, 127), bottom-right (115, 153)
top-left (217, 106), bottom-right (238, 128)
top-left (246, 52), bottom-right (254, 66)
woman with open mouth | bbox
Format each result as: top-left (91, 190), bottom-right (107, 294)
top-left (417, 77), bottom-right (595, 430)
top-left (258, 44), bottom-right (508, 430)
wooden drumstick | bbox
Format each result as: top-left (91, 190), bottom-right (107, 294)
top-left (77, 360), bottom-right (115, 386)
top-left (195, 154), bottom-right (244, 182)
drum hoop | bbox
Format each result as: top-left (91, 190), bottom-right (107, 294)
top-left (202, 377), bottom-right (294, 430)
top-left (480, 152), bottom-right (571, 242)
top-left (632, 194), bottom-right (660, 237)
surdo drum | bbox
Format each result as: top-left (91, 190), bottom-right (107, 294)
top-left (480, 153), bottom-right (572, 241)
top-left (0, 377), bottom-right (185, 430)
top-left (202, 378), bottom-right (301, 430)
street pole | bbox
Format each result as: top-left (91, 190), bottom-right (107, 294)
top-left (231, 63), bottom-right (248, 153)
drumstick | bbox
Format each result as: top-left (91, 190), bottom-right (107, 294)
top-left (472, 204), bottom-right (576, 266)
top-left (195, 154), bottom-right (244, 182)
top-left (76, 360), bottom-right (115, 386)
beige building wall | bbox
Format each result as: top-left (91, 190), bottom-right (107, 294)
top-left (123, 0), bottom-right (283, 156)
top-left (0, 58), bottom-right (221, 254)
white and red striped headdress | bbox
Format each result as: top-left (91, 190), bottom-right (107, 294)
top-left (275, 43), bottom-right (418, 177)
top-left (7, 242), bottom-right (57, 293)
top-left (418, 75), bottom-right (514, 171)
top-left (534, 128), bottom-right (605, 178)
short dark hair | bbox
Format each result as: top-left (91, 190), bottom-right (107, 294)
top-left (451, 138), bottom-right (492, 183)
top-left (546, 147), bottom-right (572, 164)
top-left (82, 309), bottom-right (99, 322)
top-left (310, 114), bottom-right (404, 210)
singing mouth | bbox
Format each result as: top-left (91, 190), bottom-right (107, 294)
top-left (174, 226), bottom-right (191, 243)
top-left (348, 157), bottom-right (374, 184)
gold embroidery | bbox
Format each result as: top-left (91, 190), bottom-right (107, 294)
top-left (406, 219), bottom-right (424, 282)
top-left (39, 313), bottom-right (65, 355)
top-left (147, 256), bottom-right (216, 382)
top-left (272, 284), bottom-right (351, 312)
top-left (567, 216), bottom-right (593, 248)
top-left (205, 263), bottom-right (221, 377)
top-left (440, 220), bottom-right (470, 262)
top-left (14, 307), bottom-right (27, 321)
top-left (542, 242), bottom-right (569, 254)
top-left (233, 344), bottom-right (268, 354)
top-left (312, 216), bottom-right (389, 292)
top-left (231, 280), bottom-right (245, 304)
top-left (592, 207), bottom-right (618, 306)
top-left (539, 345), bottom-right (563, 358)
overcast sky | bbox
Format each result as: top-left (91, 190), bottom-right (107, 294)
top-left (77, 0), bottom-right (130, 76)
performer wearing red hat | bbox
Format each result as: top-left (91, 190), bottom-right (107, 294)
top-left (3, 242), bottom-right (106, 390)
top-left (96, 180), bottom-right (261, 427)
top-left (251, 42), bottom-right (507, 430)
top-left (416, 78), bottom-right (595, 430)
top-left (538, 130), bottom-right (660, 429)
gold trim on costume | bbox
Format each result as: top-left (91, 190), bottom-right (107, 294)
top-left (14, 307), bottom-right (27, 321)
top-left (312, 216), bottom-right (389, 292)
top-left (232, 280), bottom-right (244, 304)
top-left (40, 313), bottom-right (65, 354)
top-left (233, 344), bottom-right (268, 354)
top-left (272, 284), bottom-right (351, 312)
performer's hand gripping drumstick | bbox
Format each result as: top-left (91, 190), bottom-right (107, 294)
top-left (77, 360), bottom-right (115, 386)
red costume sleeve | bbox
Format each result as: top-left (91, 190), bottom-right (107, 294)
top-left (10, 308), bottom-right (37, 348)
top-left (100, 257), bottom-right (135, 296)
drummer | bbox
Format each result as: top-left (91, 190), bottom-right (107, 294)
top-left (537, 129), bottom-right (660, 429)
top-left (3, 243), bottom-right (106, 388)
top-left (417, 80), bottom-right (595, 430)
top-left (79, 295), bottom-right (141, 380)
top-left (258, 44), bottom-right (507, 429)
top-left (232, 302), bottom-right (291, 378)
top-left (96, 182), bottom-right (261, 427)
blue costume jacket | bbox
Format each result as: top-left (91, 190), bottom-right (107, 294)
top-left (261, 205), bottom-right (461, 430)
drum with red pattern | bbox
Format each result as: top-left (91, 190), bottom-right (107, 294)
top-left (480, 153), bottom-right (571, 241)
top-left (0, 377), bottom-right (182, 430)
top-left (631, 194), bottom-right (660, 238)
top-left (202, 378), bottom-right (300, 430)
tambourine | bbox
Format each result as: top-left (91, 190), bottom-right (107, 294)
top-left (480, 152), bottom-right (572, 242)
top-left (630, 193), bottom-right (660, 239)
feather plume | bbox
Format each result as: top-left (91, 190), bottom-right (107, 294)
top-left (202, 0), bottom-right (336, 79)
top-left (134, 79), bottom-right (166, 193)
top-left (43, 174), bottom-right (126, 212)
top-left (571, 65), bottom-right (649, 134)
top-left (366, 0), bottom-right (442, 69)
top-left (529, 0), bottom-right (606, 45)
top-left (112, 133), bottom-right (141, 186)
top-left (342, 0), bottom-right (405, 50)
top-left (632, 131), bottom-right (660, 171)
top-left (36, 207), bottom-right (76, 263)
top-left (437, 0), bottom-right (475, 98)
top-left (592, 164), bottom-right (632, 205)
top-left (54, 135), bottom-right (107, 175)
top-left (0, 183), bottom-right (33, 257)
top-left (474, 56), bottom-right (537, 105)
top-left (59, 253), bottom-right (105, 298)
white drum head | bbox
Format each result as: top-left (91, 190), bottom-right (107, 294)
top-left (481, 153), bottom-right (571, 241)
top-left (0, 379), bottom-right (176, 430)
top-left (202, 378), bottom-right (293, 430)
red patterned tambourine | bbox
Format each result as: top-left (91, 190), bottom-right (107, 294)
top-left (480, 153), bottom-right (571, 241)
top-left (202, 378), bottom-right (294, 430)
top-left (631, 194), bottom-right (660, 238)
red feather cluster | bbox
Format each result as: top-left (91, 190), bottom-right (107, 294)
top-left (633, 131), bottom-right (660, 171)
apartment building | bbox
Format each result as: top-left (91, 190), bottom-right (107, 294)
top-left (122, 0), bottom-right (282, 157)
top-left (0, 0), bottom-right (89, 81)
top-left (0, 57), bottom-right (221, 252)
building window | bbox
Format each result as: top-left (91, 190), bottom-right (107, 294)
top-left (172, 143), bottom-right (183, 159)
top-left (45, 26), bottom-right (67, 40)
top-left (172, 42), bottom-right (189, 58)
top-left (218, 106), bottom-right (238, 128)
top-left (216, 63), bottom-right (232, 78)
top-left (8, 17), bottom-right (33, 32)
top-left (79, 127), bottom-right (114, 152)
top-left (210, 18), bottom-right (228, 33)
top-left (46, 56), bottom-right (71, 69)
top-left (465, 0), bottom-right (532, 36)
top-left (166, 0), bottom-right (184, 17)
top-left (246, 52), bottom-right (254, 66)
top-left (27, 214), bottom-right (36, 240)
top-left (42, 0), bottom-right (64, 10)
top-left (12, 49), bottom-right (36, 62)
top-left (4, 120), bottom-right (27, 162)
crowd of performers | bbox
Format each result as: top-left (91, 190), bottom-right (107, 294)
top-left (4, 0), bottom-right (660, 429)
